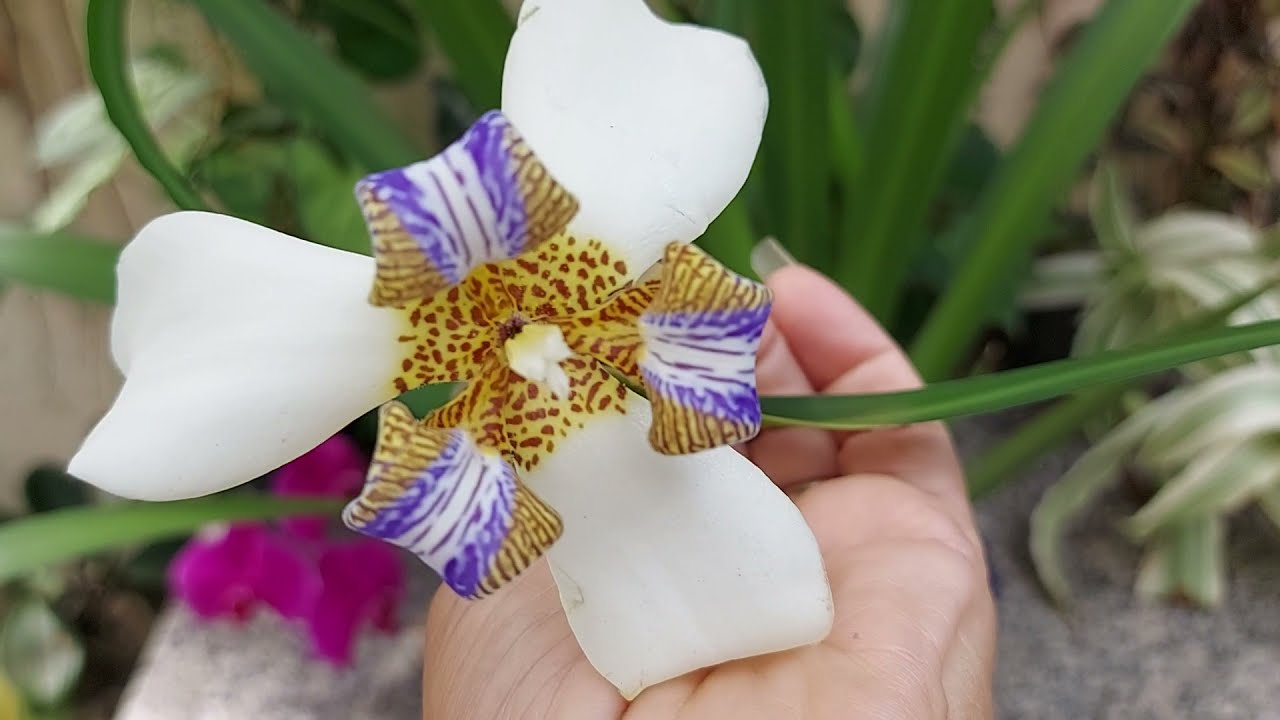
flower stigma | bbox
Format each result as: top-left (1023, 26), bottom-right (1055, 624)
top-left (503, 322), bottom-right (574, 399)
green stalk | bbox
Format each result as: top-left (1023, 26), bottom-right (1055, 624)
top-left (762, 318), bottom-right (1280, 428)
top-left (838, 0), bottom-right (993, 321)
top-left (0, 495), bottom-right (342, 582)
top-left (411, 0), bottom-right (513, 111)
top-left (0, 231), bottom-right (120, 304)
top-left (85, 0), bottom-right (206, 210)
top-left (910, 0), bottom-right (1198, 380)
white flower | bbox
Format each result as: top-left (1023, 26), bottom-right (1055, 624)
top-left (70, 0), bottom-right (832, 698)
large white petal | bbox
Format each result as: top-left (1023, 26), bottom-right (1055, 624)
top-left (70, 212), bottom-right (403, 501)
top-left (502, 0), bottom-right (767, 278)
top-left (524, 394), bottom-right (833, 698)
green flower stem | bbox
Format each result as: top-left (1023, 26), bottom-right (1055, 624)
top-left (0, 495), bottom-right (343, 582)
top-left (761, 318), bottom-right (1280, 428)
top-left (86, 0), bottom-right (207, 210)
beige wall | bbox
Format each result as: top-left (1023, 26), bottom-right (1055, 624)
top-left (0, 0), bottom-right (162, 511)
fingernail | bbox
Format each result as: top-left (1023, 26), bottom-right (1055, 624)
top-left (750, 236), bottom-right (799, 279)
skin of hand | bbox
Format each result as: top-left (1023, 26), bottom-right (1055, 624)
top-left (422, 265), bottom-right (998, 720)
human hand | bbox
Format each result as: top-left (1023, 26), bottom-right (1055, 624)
top-left (422, 265), bottom-right (997, 719)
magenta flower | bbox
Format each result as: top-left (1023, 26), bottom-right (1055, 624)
top-left (168, 524), bottom-right (320, 622)
top-left (169, 434), bottom-right (406, 666)
top-left (308, 540), bottom-right (405, 665)
top-left (271, 435), bottom-right (366, 540)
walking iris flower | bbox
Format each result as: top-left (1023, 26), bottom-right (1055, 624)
top-left (70, 0), bottom-right (831, 697)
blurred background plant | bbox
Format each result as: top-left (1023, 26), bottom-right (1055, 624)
top-left (5, 0), bottom-right (1280, 715)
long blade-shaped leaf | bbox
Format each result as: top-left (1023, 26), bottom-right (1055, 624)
top-left (0, 495), bottom-right (342, 582)
top-left (762, 319), bottom-right (1280, 428)
top-left (751, 0), bottom-right (829, 265)
top-left (0, 231), bottom-right (119, 304)
top-left (412, 0), bottom-right (513, 111)
top-left (85, 0), bottom-right (206, 210)
top-left (837, 0), bottom-right (993, 321)
top-left (910, 0), bottom-right (1198, 380)
top-left (189, 0), bottom-right (420, 170)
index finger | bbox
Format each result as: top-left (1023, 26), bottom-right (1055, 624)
top-left (764, 265), bottom-right (971, 522)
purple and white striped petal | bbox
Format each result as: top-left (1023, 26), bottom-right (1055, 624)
top-left (342, 402), bottom-right (562, 598)
top-left (357, 111), bottom-right (579, 307)
top-left (638, 243), bottom-right (771, 454)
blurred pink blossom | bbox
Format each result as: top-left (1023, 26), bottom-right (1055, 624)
top-left (271, 435), bottom-right (367, 540)
top-left (168, 434), bottom-right (406, 666)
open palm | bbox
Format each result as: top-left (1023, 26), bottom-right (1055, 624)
top-left (423, 266), bottom-right (996, 720)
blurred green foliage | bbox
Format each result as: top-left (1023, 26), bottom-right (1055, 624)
top-left (73, 0), bottom-right (1201, 381)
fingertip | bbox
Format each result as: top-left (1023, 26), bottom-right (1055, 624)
top-left (764, 266), bottom-right (909, 391)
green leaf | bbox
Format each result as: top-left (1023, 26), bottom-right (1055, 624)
top-left (910, 0), bottom-right (1199, 380)
top-left (1, 600), bottom-right (84, 708)
top-left (1135, 516), bottom-right (1225, 607)
top-left (696, 193), bottom-right (756, 279)
top-left (23, 468), bottom-right (91, 515)
top-left (85, 0), bottom-right (207, 210)
top-left (0, 495), bottom-right (341, 583)
top-left (398, 382), bottom-right (458, 418)
top-left (1091, 161), bottom-right (1138, 256)
top-left (1127, 437), bottom-right (1280, 540)
top-left (838, 0), bottom-right (994, 322)
top-left (188, 0), bottom-right (420, 170)
top-left (1029, 410), bottom-right (1159, 605)
top-left (707, 0), bottom-right (753, 32)
top-left (303, 0), bottom-right (424, 82)
top-left (1132, 368), bottom-right (1280, 472)
top-left (191, 139), bottom-right (289, 227)
top-left (750, 0), bottom-right (830, 265)
top-left (763, 319), bottom-right (1280, 429)
top-left (286, 140), bottom-right (372, 254)
top-left (411, 0), bottom-right (513, 112)
top-left (0, 230), bottom-right (119, 304)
